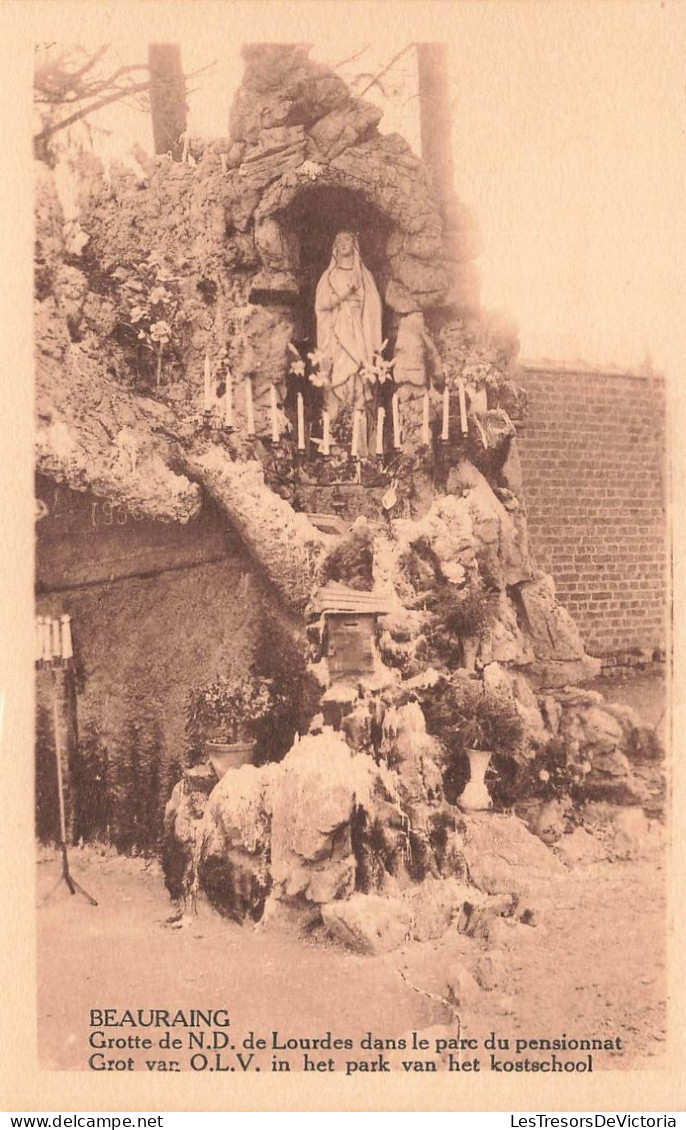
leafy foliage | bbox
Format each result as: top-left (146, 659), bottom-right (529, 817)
top-left (436, 315), bottom-right (518, 392)
top-left (420, 674), bottom-right (526, 808)
top-left (426, 575), bottom-right (501, 651)
top-left (35, 709), bottom-right (175, 856)
top-left (185, 669), bottom-right (275, 754)
top-left (518, 738), bottom-right (592, 803)
top-left (109, 720), bottom-right (166, 855)
top-left (72, 719), bottom-right (111, 843)
top-left (321, 525), bottom-right (375, 591)
top-left (112, 252), bottom-right (184, 389)
top-left (251, 615), bottom-right (323, 766)
top-left (399, 537), bottom-right (442, 602)
top-left (359, 344), bottom-right (396, 388)
top-left (399, 536), bottom-right (503, 668)
top-left (427, 676), bottom-right (525, 755)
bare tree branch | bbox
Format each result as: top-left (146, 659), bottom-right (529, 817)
top-left (350, 71), bottom-right (389, 97)
top-left (35, 78), bottom-right (158, 145)
top-left (329, 45), bottom-right (371, 71)
top-left (357, 42), bottom-right (417, 98)
top-left (34, 48), bottom-right (215, 161)
top-left (63, 44), bottom-right (109, 84)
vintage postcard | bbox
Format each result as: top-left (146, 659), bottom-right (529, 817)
top-left (1, 0), bottom-right (684, 1114)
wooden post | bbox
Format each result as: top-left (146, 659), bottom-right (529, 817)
top-left (417, 43), bottom-right (456, 218)
top-left (148, 44), bottom-right (187, 161)
top-left (416, 42), bottom-right (480, 313)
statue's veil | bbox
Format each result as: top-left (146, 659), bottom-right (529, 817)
top-left (316, 231), bottom-right (382, 381)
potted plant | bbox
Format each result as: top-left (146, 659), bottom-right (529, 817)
top-left (516, 738), bottom-right (591, 843)
top-left (422, 675), bottom-right (525, 811)
top-left (185, 670), bottom-right (275, 778)
top-left (436, 318), bottom-right (514, 414)
top-left (426, 575), bottom-right (500, 671)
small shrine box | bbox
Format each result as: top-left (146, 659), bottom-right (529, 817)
top-left (312, 582), bottom-right (390, 681)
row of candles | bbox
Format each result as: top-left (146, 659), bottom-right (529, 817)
top-left (202, 355), bottom-right (469, 454)
top-left (36, 615), bottom-right (73, 665)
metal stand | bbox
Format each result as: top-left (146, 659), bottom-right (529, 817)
top-left (41, 661), bottom-right (98, 906)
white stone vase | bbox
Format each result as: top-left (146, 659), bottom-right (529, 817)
top-left (465, 383), bottom-right (489, 413)
top-left (457, 748), bottom-right (493, 811)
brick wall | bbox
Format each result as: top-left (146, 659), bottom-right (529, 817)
top-left (516, 365), bottom-right (667, 664)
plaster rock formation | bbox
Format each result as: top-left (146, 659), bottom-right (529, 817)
top-left (516, 575), bottom-right (602, 686)
top-left (321, 894), bottom-right (413, 955)
top-left (459, 811), bottom-right (565, 910)
top-left (179, 450), bottom-right (326, 613)
top-left (35, 42), bottom-right (659, 953)
top-left (164, 723), bottom-right (473, 941)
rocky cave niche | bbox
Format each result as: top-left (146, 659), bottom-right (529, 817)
top-left (266, 186), bottom-right (395, 348)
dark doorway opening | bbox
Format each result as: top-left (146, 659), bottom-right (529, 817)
top-left (282, 185), bottom-right (394, 349)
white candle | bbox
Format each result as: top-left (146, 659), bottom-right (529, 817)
top-left (224, 367), bottom-right (233, 427)
top-left (458, 377), bottom-right (468, 435)
top-left (270, 385), bottom-right (280, 442)
top-left (203, 354), bottom-right (212, 412)
top-left (51, 618), bottom-right (62, 659)
top-left (36, 617), bottom-right (44, 663)
top-left (351, 409), bottom-right (359, 458)
top-left (392, 392), bottom-right (401, 449)
top-left (297, 392), bottom-right (305, 451)
top-left (422, 390), bottom-right (430, 446)
top-left (245, 378), bottom-right (255, 435)
top-left (441, 385), bottom-right (450, 441)
top-left (60, 614), bottom-right (73, 660)
top-left (322, 410), bottom-right (331, 456)
top-left (376, 406), bottom-right (385, 456)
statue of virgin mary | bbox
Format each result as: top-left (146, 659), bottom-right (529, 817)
top-left (315, 231), bottom-right (383, 415)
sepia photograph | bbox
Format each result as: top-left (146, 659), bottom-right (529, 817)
top-left (2, 0), bottom-right (683, 1113)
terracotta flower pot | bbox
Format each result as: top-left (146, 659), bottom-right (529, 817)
top-left (457, 748), bottom-right (493, 811)
top-left (205, 740), bottom-right (256, 780)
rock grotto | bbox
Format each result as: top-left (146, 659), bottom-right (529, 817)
top-left (34, 43), bottom-right (664, 954)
